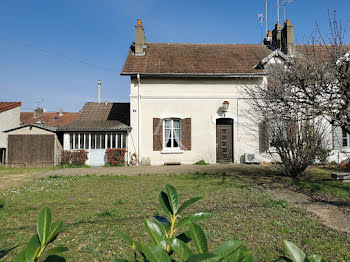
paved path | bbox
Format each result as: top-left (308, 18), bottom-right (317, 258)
top-left (1, 164), bottom-right (349, 234)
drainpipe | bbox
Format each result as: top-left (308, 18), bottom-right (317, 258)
top-left (137, 74), bottom-right (141, 165)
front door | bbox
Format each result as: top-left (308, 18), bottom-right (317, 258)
top-left (216, 119), bottom-right (233, 163)
top-left (88, 150), bottom-right (106, 166)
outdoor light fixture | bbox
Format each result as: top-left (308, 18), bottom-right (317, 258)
top-left (222, 101), bottom-right (229, 112)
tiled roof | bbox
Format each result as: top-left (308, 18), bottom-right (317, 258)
top-left (59, 102), bottom-right (131, 131)
top-left (121, 43), bottom-right (272, 75)
top-left (20, 112), bottom-right (78, 127)
top-left (0, 102), bottom-right (21, 113)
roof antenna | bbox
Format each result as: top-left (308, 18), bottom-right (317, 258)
top-left (97, 80), bottom-right (101, 104)
top-left (283, 0), bottom-right (293, 22)
top-left (257, 14), bottom-right (264, 43)
top-left (276, 0), bottom-right (280, 26)
top-left (265, 0), bottom-right (268, 36)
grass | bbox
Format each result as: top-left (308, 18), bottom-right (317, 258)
top-left (1, 173), bottom-right (349, 261)
top-left (290, 166), bottom-right (350, 203)
top-left (0, 166), bottom-right (57, 176)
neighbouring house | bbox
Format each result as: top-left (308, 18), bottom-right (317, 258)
top-left (59, 102), bottom-right (131, 166)
top-left (0, 102), bottom-right (21, 164)
top-left (121, 19), bottom-right (350, 165)
top-left (4, 107), bottom-right (78, 167)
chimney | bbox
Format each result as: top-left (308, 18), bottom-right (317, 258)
top-left (98, 80), bottom-right (101, 104)
top-left (34, 106), bottom-right (43, 119)
top-left (58, 108), bottom-right (63, 116)
top-left (281, 19), bottom-right (295, 54)
top-left (264, 30), bottom-right (272, 45)
top-left (135, 19), bottom-right (146, 55)
top-left (271, 21), bottom-right (283, 50)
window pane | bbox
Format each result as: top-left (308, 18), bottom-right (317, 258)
top-left (70, 134), bottom-right (73, 149)
top-left (96, 134), bottom-right (101, 149)
top-left (122, 133), bottom-right (126, 148)
top-left (112, 133), bottom-right (116, 148)
top-left (74, 133), bottom-right (79, 149)
top-left (101, 133), bottom-right (106, 149)
top-left (80, 133), bottom-right (84, 149)
top-left (173, 119), bottom-right (180, 128)
top-left (173, 128), bottom-right (180, 147)
top-left (107, 133), bottom-right (111, 148)
top-left (91, 134), bottom-right (95, 149)
top-left (343, 139), bottom-right (348, 147)
top-left (165, 119), bottom-right (171, 128)
top-left (85, 134), bottom-right (89, 149)
top-left (165, 128), bottom-right (171, 148)
top-left (117, 133), bottom-right (121, 148)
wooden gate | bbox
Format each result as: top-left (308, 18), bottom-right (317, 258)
top-left (8, 135), bottom-right (55, 167)
top-left (216, 119), bottom-right (233, 163)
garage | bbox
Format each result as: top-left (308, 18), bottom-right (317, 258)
top-left (5, 124), bottom-right (62, 167)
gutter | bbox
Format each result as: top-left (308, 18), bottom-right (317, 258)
top-left (120, 72), bottom-right (267, 77)
top-left (137, 73), bottom-right (141, 166)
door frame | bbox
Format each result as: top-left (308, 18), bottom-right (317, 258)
top-left (216, 118), bottom-right (234, 163)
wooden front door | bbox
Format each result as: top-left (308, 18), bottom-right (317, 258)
top-left (216, 119), bottom-right (233, 163)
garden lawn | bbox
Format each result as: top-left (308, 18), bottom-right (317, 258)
top-left (290, 166), bottom-right (350, 203)
top-left (1, 173), bottom-right (349, 261)
top-left (0, 166), bottom-right (56, 176)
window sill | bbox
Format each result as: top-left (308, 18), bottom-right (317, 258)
top-left (161, 149), bottom-right (184, 154)
top-left (340, 148), bottom-right (350, 153)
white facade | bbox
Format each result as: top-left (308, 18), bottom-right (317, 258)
top-left (128, 76), bottom-right (265, 165)
top-left (0, 106), bottom-right (21, 148)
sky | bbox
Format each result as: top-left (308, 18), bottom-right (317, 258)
top-left (1, 0), bottom-right (349, 112)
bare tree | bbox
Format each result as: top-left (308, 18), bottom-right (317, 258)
top-left (265, 117), bottom-right (330, 177)
top-left (251, 11), bottom-right (350, 133)
top-left (244, 11), bottom-right (348, 176)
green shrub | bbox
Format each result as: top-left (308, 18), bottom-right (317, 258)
top-left (60, 150), bottom-right (88, 166)
top-left (194, 160), bottom-right (208, 165)
top-left (106, 148), bottom-right (127, 166)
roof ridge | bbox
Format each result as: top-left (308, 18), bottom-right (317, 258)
top-left (146, 42), bottom-right (266, 46)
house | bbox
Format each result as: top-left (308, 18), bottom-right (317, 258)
top-left (121, 19), bottom-right (350, 165)
top-left (4, 107), bottom-right (78, 167)
top-left (59, 102), bottom-right (131, 166)
top-left (121, 19), bottom-right (272, 165)
top-left (0, 102), bottom-right (21, 164)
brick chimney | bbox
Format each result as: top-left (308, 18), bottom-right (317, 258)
top-left (135, 19), bottom-right (146, 55)
top-left (281, 19), bottom-right (295, 55)
top-left (34, 106), bottom-right (43, 119)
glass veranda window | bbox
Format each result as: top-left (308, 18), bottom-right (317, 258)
top-left (164, 119), bottom-right (181, 149)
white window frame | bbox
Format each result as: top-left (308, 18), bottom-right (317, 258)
top-left (163, 118), bottom-right (182, 150)
top-left (69, 132), bottom-right (127, 150)
top-left (342, 129), bottom-right (350, 147)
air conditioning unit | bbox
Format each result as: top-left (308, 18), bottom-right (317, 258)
top-left (244, 153), bottom-right (259, 164)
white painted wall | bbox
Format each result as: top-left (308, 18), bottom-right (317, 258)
top-left (0, 106), bottom-right (21, 148)
top-left (128, 77), bottom-right (265, 165)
